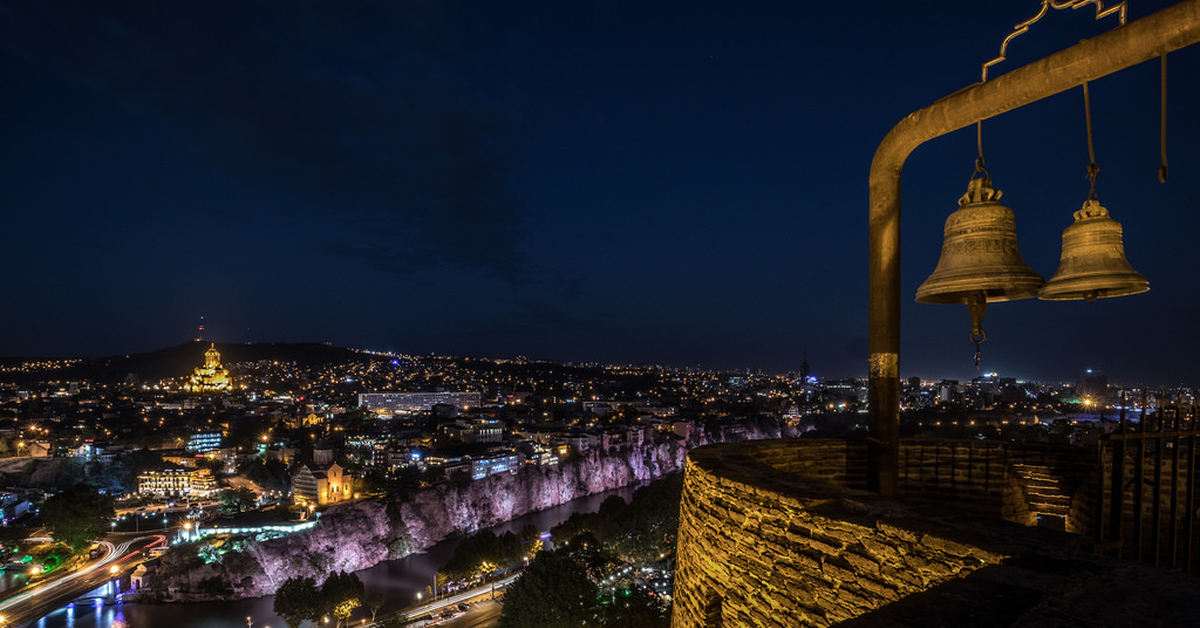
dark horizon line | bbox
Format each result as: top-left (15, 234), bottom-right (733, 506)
top-left (1, 338), bottom-right (1190, 389)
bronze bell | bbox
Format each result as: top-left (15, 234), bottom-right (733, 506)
top-left (1038, 199), bottom-right (1148, 302)
top-left (916, 177), bottom-right (1045, 305)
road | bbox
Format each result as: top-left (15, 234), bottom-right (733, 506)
top-left (0, 534), bottom-right (163, 627)
top-left (442, 598), bottom-right (501, 628)
top-left (365, 574), bottom-right (517, 628)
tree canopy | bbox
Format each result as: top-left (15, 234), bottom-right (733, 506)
top-left (274, 571), bottom-right (364, 628)
top-left (39, 483), bottom-right (115, 550)
top-left (442, 524), bottom-right (545, 582)
top-left (273, 575), bottom-right (321, 628)
top-left (322, 570), bottom-right (365, 625)
top-left (498, 546), bottom-right (599, 628)
top-left (217, 487), bottom-right (256, 513)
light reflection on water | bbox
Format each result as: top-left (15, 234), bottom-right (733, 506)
top-left (31, 483), bottom-right (644, 628)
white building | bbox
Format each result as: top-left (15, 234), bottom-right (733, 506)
top-left (358, 391), bottom-right (481, 414)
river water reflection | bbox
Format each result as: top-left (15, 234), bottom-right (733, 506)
top-left (30, 483), bottom-right (645, 628)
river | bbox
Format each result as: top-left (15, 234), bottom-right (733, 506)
top-left (26, 482), bottom-right (647, 628)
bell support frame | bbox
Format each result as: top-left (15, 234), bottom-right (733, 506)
top-left (868, 0), bottom-right (1200, 497)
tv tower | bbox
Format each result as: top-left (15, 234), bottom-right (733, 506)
top-left (197, 316), bottom-right (205, 342)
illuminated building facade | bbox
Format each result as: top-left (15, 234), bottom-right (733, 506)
top-left (470, 451), bottom-right (521, 480)
top-left (186, 431), bottom-right (223, 453)
top-left (184, 344), bottom-right (231, 393)
top-left (292, 462), bottom-right (352, 507)
top-left (137, 468), bottom-right (217, 497)
top-left (446, 418), bottom-right (503, 443)
top-left (358, 391), bottom-right (480, 414)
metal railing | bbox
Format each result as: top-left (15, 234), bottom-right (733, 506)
top-left (1094, 392), bottom-right (1198, 573)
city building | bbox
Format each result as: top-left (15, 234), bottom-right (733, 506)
top-left (185, 431), bottom-right (223, 453)
top-left (137, 468), bottom-right (217, 497)
top-left (469, 451), bottom-right (522, 480)
top-left (292, 462), bottom-right (352, 507)
top-left (0, 492), bottom-right (31, 525)
top-left (446, 418), bottom-right (503, 443)
top-left (358, 391), bottom-right (480, 414)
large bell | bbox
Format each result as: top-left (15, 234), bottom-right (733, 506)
top-left (915, 177), bottom-right (1045, 305)
top-left (1038, 199), bottom-right (1148, 301)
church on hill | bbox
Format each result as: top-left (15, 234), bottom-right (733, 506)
top-left (184, 344), bottom-right (231, 393)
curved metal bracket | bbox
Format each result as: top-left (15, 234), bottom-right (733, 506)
top-left (982, 1), bottom-right (1128, 82)
top-left (868, 0), bottom-right (1200, 497)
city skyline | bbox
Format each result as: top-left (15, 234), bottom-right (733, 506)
top-left (3, 1), bottom-right (1199, 384)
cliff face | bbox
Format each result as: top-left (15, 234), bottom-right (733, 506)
top-left (154, 425), bottom-right (787, 601)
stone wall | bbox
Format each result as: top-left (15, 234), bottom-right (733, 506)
top-left (671, 438), bottom-right (1100, 628)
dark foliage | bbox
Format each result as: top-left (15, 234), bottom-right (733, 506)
top-left (442, 529), bottom-right (505, 580)
top-left (551, 473), bottom-right (682, 562)
top-left (241, 458), bottom-right (291, 492)
top-left (498, 545), bottom-right (599, 628)
top-left (598, 584), bottom-right (671, 628)
top-left (217, 487), bottom-right (256, 513)
top-left (321, 570), bottom-right (365, 622)
top-left (274, 576), bottom-right (322, 628)
top-left (39, 483), bottom-right (115, 550)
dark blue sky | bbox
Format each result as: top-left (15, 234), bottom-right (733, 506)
top-left (2, 1), bottom-right (1198, 384)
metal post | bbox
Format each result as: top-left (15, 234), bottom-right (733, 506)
top-left (1135, 390), bottom-right (1147, 561)
top-left (1170, 401), bottom-right (1181, 567)
top-left (1109, 396), bottom-right (1126, 556)
top-left (1153, 400), bottom-right (1164, 566)
top-left (1186, 404), bottom-right (1196, 573)
top-left (868, 0), bottom-right (1200, 497)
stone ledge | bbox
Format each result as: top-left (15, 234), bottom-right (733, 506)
top-left (672, 438), bottom-right (1200, 628)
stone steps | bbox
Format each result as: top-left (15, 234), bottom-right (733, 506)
top-left (1012, 464), bottom-right (1074, 521)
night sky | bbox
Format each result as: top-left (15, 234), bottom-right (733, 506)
top-left (2, 1), bottom-right (1198, 385)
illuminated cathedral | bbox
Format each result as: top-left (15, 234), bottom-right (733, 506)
top-left (185, 344), bottom-right (231, 393)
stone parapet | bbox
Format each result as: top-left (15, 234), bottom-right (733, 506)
top-left (670, 438), bottom-right (1177, 628)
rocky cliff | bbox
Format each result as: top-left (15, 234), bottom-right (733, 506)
top-left (154, 424), bottom-right (789, 601)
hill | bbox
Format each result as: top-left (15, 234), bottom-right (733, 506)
top-left (0, 341), bottom-right (370, 384)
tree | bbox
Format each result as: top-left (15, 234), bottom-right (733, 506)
top-left (498, 548), bottom-right (598, 628)
top-left (442, 529), bottom-right (505, 580)
top-left (320, 570), bottom-right (364, 627)
top-left (366, 591), bottom-right (385, 622)
top-left (217, 487), bottom-right (256, 513)
top-left (274, 576), bottom-right (322, 628)
top-left (598, 584), bottom-right (670, 628)
top-left (243, 457), bottom-right (291, 492)
top-left (39, 483), bottom-right (115, 551)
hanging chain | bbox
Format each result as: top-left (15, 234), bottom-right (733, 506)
top-left (1160, 54), bottom-right (1169, 183)
top-left (968, 292), bottom-right (987, 370)
top-left (1083, 80), bottom-right (1100, 201)
top-left (974, 121), bottom-right (989, 179)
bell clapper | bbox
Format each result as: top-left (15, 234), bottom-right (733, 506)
top-left (968, 291), bottom-right (987, 369)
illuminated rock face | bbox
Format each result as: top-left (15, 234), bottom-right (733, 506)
top-left (154, 424), bottom-right (791, 601)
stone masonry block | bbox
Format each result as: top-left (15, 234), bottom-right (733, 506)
top-left (877, 521), bottom-right (919, 544)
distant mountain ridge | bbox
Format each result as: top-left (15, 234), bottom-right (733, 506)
top-left (0, 341), bottom-right (370, 384)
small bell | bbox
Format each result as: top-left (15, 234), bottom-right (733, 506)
top-left (1038, 200), bottom-right (1148, 302)
top-left (916, 177), bottom-right (1045, 305)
